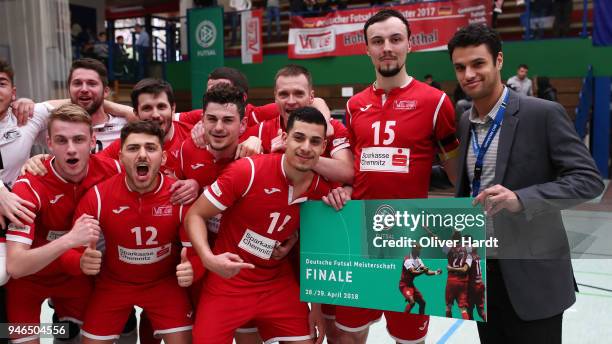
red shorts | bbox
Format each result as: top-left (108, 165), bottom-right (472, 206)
top-left (399, 284), bottom-right (423, 303)
top-left (468, 283), bottom-right (485, 308)
top-left (321, 304), bottom-right (336, 320)
top-left (445, 278), bottom-right (469, 308)
top-left (5, 276), bottom-right (93, 342)
top-left (194, 278), bottom-right (312, 344)
top-left (335, 306), bottom-right (429, 342)
top-left (81, 276), bottom-right (192, 340)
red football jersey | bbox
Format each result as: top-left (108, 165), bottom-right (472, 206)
top-left (241, 118), bottom-right (350, 158)
top-left (202, 153), bottom-right (331, 294)
top-left (176, 103), bottom-right (279, 128)
top-left (6, 156), bottom-right (121, 283)
top-left (177, 137), bottom-right (233, 188)
top-left (345, 79), bottom-right (459, 199)
top-left (400, 255), bottom-right (425, 286)
top-left (468, 252), bottom-right (483, 285)
top-left (447, 246), bottom-right (473, 282)
top-left (75, 173), bottom-right (187, 284)
top-left (98, 121), bottom-right (193, 178)
top-left (177, 137), bottom-right (234, 253)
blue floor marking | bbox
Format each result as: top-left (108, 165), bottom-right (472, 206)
top-left (436, 319), bottom-right (464, 344)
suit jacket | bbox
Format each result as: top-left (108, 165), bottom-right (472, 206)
top-left (455, 89), bottom-right (604, 321)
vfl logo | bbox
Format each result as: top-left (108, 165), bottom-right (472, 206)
top-left (113, 206), bottom-right (130, 214)
top-left (50, 194), bottom-right (64, 204)
top-left (153, 205), bottom-right (173, 217)
top-left (191, 163), bottom-right (205, 170)
top-left (246, 17), bottom-right (261, 53)
top-left (296, 29), bottom-right (335, 54)
top-left (360, 104), bottom-right (372, 112)
top-left (171, 150), bottom-right (180, 158)
top-left (394, 100), bottom-right (417, 110)
top-left (264, 188), bottom-right (281, 195)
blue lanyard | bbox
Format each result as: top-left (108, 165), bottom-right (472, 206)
top-left (470, 91), bottom-right (509, 197)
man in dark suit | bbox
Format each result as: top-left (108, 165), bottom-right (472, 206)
top-left (447, 24), bottom-right (604, 343)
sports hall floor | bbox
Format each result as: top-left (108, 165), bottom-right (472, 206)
top-left (39, 181), bottom-right (612, 344)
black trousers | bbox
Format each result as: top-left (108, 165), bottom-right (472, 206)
top-left (477, 260), bottom-right (563, 344)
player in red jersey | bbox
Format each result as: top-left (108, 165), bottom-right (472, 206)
top-left (467, 242), bottom-right (486, 321)
top-left (76, 121), bottom-right (192, 344)
top-left (322, 9), bottom-right (459, 344)
top-left (98, 79), bottom-right (199, 205)
top-left (4, 104), bottom-right (121, 343)
top-left (240, 65), bottom-right (353, 185)
top-left (186, 107), bottom-right (331, 344)
top-left (179, 84), bottom-right (298, 344)
top-left (174, 67), bottom-right (278, 128)
top-left (444, 231), bottom-right (473, 320)
top-left (400, 244), bottom-right (441, 314)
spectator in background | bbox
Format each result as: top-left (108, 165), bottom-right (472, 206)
top-left (531, 0), bottom-right (553, 39)
top-left (492, 0), bottom-right (504, 27)
top-left (134, 24), bottom-right (150, 79)
top-left (113, 35), bottom-right (130, 78)
top-left (536, 76), bottom-right (558, 102)
top-left (303, 0), bottom-right (323, 17)
top-left (506, 64), bottom-right (533, 96)
top-left (553, 0), bottom-right (573, 37)
top-left (266, 0), bottom-right (281, 42)
top-left (93, 32), bottom-right (109, 65)
top-left (424, 74), bottom-right (442, 90)
top-left (290, 0), bottom-right (305, 15)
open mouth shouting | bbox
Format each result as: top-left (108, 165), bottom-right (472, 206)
top-left (135, 162), bottom-right (151, 181)
top-left (66, 158), bottom-right (79, 166)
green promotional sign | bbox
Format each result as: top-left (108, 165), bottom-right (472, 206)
top-left (188, 7), bottom-right (224, 109)
top-left (300, 198), bottom-right (488, 321)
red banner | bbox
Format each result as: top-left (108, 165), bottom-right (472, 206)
top-left (288, 0), bottom-right (492, 59)
top-left (241, 9), bottom-right (264, 64)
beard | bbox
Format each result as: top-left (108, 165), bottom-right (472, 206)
top-left (71, 95), bottom-right (104, 115)
top-left (377, 63), bottom-right (404, 77)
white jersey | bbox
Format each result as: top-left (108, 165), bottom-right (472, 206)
top-left (0, 102), bottom-right (53, 186)
top-left (92, 114), bottom-right (126, 152)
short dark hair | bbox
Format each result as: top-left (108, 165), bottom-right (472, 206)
top-left (68, 58), bottom-right (109, 88)
top-left (0, 59), bottom-right (14, 85)
top-left (424, 74), bottom-right (433, 79)
top-left (208, 67), bottom-right (249, 96)
top-left (203, 83), bottom-right (246, 119)
top-left (518, 64), bottom-right (528, 70)
top-left (131, 78), bottom-right (176, 109)
top-left (117, 35), bottom-right (124, 40)
top-left (447, 24), bottom-right (502, 65)
top-left (286, 106), bottom-right (327, 136)
top-left (275, 64), bottom-right (312, 89)
top-left (364, 9), bottom-right (411, 45)
top-left (120, 120), bottom-right (165, 147)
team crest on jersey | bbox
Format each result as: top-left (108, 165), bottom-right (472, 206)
top-left (8, 223), bottom-right (30, 235)
top-left (152, 205), bottom-right (173, 217)
top-left (394, 100), bottom-right (417, 110)
top-left (171, 150), bottom-right (180, 158)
